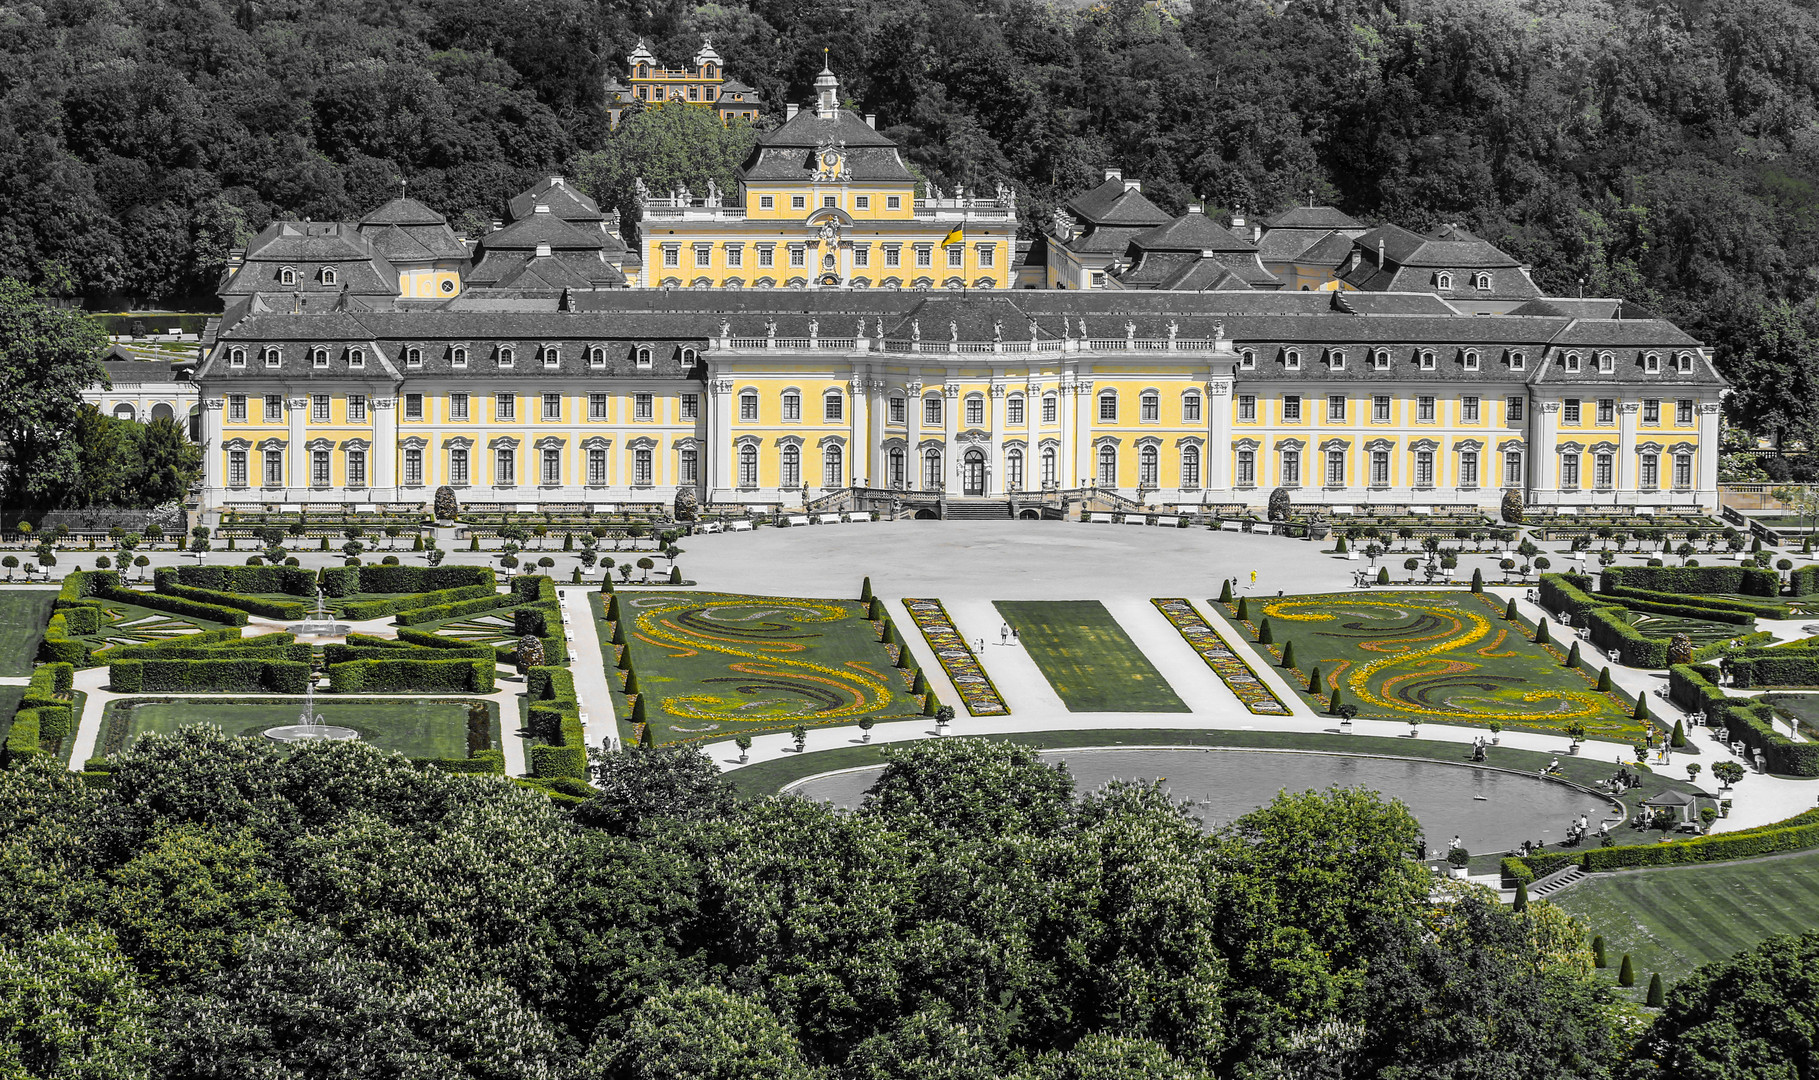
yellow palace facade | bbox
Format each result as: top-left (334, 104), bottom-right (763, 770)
top-left (634, 66), bottom-right (1016, 291)
top-left (194, 291), bottom-right (1725, 514)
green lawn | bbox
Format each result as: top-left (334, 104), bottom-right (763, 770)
top-left (1759, 693), bottom-right (1819, 740)
top-left (98, 697), bottom-right (497, 762)
top-left (612, 590), bottom-right (921, 745)
top-left (995, 600), bottom-right (1188, 712)
top-left (79, 598), bottom-right (233, 655)
top-left (0, 591), bottom-right (56, 676)
top-left (1555, 849), bottom-right (1819, 996)
top-left (1622, 610), bottom-right (1747, 645)
top-left (1226, 591), bottom-right (1639, 739)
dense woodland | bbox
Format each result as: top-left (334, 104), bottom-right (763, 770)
top-left (3, 0), bottom-right (1819, 440)
top-left (1, 732), bottom-right (1809, 1079)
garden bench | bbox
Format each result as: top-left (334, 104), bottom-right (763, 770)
top-left (1155, 516), bottom-right (1179, 527)
top-left (1088, 512), bottom-right (1115, 523)
top-left (697, 522), bottom-right (722, 534)
top-left (729, 521), bottom-right (754, 532)
top-left (1220, 520), bottom-right (1243, 531)
top-left (843, 511), bottom-right (871, 522)
top-left (817, 513), bottom-right (843, 524)
top-left (1123, 515), bottom-right (1147, 525)
top-left (786, 515), bottom-right (812, 527)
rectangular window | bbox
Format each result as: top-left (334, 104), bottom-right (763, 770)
top-left (404, 448), bottom-right (422, 486)
top-left (694, 246), bottom-right (712, 268)
top-left (1283, 395), bottom-right (1302, 422)
top-left (887, 195), bottom-right (902, 210)
top-left (1183, 395), bottom-right (1201, 422)
top-left (663, 246), bottom-right (679, 268)
top-left (1641, 454), bottom-right (1659, 489)
top-left (588, 448), bottom-right (607, 485)
top-left (1462, 396), bottom-right (1479, 422)
top-left (1281, 450), bottom-right (1301, 486)
top-left (889, 397), bottom-right (906, 424)
top-left (1326, 451), bottom-right (1345, 487)
top-left (680, 448), bottom-right (698, 484)
top-left (1373, 395), bottom-right (1391, 422)
top-left (263, 450), bottom-right (283, 487)
top-left (823, 195), bottom-right (836, 209)
top-left (1595, 453), bottom-right (1614, 488)
top-left (1597, 398), bottom-right (1615, 424)
top-left (634, 448), bottom-right (653, 485)
top-left (311, 450), bottom-right (330, 488)
top-left (1677, 399), bottom-right (1694, 424)
top-left (758, 246), bottom-right (775, 268)
top-left (1372, 452), bottom-right (1390, 486)
top-left (1675, 453), bottom-right (1692, 487)
top-left (1238, 451), bottom-right (1256, 487)
top-left (1563, 398), bottom-right (1581, 424)
top-left (1042, 396), bottom-right (1057, 424)
top-left (1414, 452), bottom-right (1434, 487)
top-left (978, 244), bottom-right (995, 267)
top-left (449, 449), bottom-right (468, 485)
top-left (966, 397), bottom-right (983, 425)
top-left (228, 451), bottom-right (247, 488)
top-left (947, 246), bottom-right (963, 268)
top-left (450, 393), bottom-right (469, 421)
top-left (681, 394), bottom-right (699, 420)
top-left (1644, 399), bottom-right (1660, 423)
top-left (404, 394), bottom-right (423, 420)
top-left (311, 394), bottom-right (330, 423)
top-left (924, 396), bottom-right (942, 425)
top-left (1141, 396), bottom-right (1158, 422)
top-left (760, 195), bottom-right (774, 210)
top-left (346, 450), bottom-right (366, 488)
top-left (790, 246), bottom-right (805, 268)
top-left (542, 393), bottom-right (561, 421)
top-left (347, 394), bottom-right (366, 422)
top-left (916, 247), bottom-right (932, 268)
top-left (1238, 395), bottom-right (1257, 422)
top-left (826, 394), bottom-right (844, 422)
top-left (1505, 452), bottom-right (1523, 487)
top-left (542, 448), bottom-right (561, 486)
top-left (782, 394), bottom-right (801, 422)
top-left (634, 393), bottom-right (653, 420)
top-left (885, 247), bottom-right (901, 267)
top-left (1417, 396), bottom-right (1435, 422)
top-left (1562, 454), bottom-right (1580, 488)
top-left (856, 196), bottom-right (870, 210)
top-left (726, 245), bottom-right (742, 268)
top-left (496, 394), bottom-right (515, 421)
top-left (1100, 395), bottom-right (1118, 422)
top-left (229, 395), bottom-right (247, 422)
top-left (1327, 395), bottom-right (1346, 422)
top-left (496, 448), bottom-right (515, 486)
top-left (1008, 397), bottom-right (1025, 424)
top-left (1461, 452), bottom-right (1479, 487)
top-left (265, 395), bottom-right (284, 422)
top-left (854, 246), bottom-right (869, 268)
top-left (740, 395), bottom-right (758, 421)
top-left (791, 195), bottom-right (806, 210)
top-left (1507, 396), bottom-right (1524, 422)
top-left (589, 393), bottom-right (608, 421)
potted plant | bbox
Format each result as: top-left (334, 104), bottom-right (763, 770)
top-left (735, 734), bottom-right (752, 763)
top-left (790, 725), bottom-right (808, 754)
top-left (1408, 718), bottom-right (1420, 738)
top-left (1488, 721), bottom-right (1502, 745)
top-left (1566, 721), bottom-right (1587, 754)
top-left (858, 717), bottom-right (875, 743)
top-left (1446, 845), bottom-right (1471, 879)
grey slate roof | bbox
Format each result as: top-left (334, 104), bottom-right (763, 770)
top-left (1064, 177), bottom-right (1171, 228)
top-left (359, 198), bottom-right (449, 228)
top-left (1265, 206), bottom-right (1364, 230)
top-left (507, 178), bottom-right (605, 224)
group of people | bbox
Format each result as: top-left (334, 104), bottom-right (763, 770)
top-left (1470, 734), bottom-right (1492, 761)
top-left (1603, 766), bottom-right (1642, 793)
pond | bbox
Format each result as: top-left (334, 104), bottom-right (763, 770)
top-left (786, 747), bottom-right (1622, 854)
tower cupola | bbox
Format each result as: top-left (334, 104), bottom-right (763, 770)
top-left (815, 52), bottom-right (839, 118)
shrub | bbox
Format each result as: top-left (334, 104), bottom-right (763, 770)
top-left (1512, 881), bottom-right (1528, 912)
top-left (1581, 809), bottom-right (1819, 871)
top-left (109, 658), bottom-right (310, 693)
top-left (1500, 489), bottom-right (1524, 524)
top-left (434, 485), bottom-right (459, 520)
top-left (342, 582), bottom-right (498, 621)
top-left (394, 592), bottom-right (517, 626)
top-left (154, 577), bottom-right (305, 620)
top-left (1592, 935), bottom-right (1607, 968)
top-left (1646, 972), bottom-right (1664, 1006)
top-left (1601, 565), bottom-right (1780, 598)
top-left (1618, 954), bottom-right (1634, 987)
top-left (1267, 487), bottom-right (1291, 522)
top-left (1376, 566), bottom-right (1389, 585)
top-left (327, 658), bottom-right (495, 694)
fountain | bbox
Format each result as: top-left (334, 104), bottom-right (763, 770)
top-left (286, 588), bottom-right (350, 638)
top-left (263, 671), bottom-right (359, 744)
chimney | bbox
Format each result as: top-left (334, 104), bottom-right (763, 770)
top-left (1376, 236), bottom-right (1385, 267)
top-left (1230, 211), bottom-right (1246, 230)
top-left (1124, 179), bottom-right (1141, 193)
top-left (549, 176), bottom-right (564, 187)
top-left (786, 103), bottom-right (799, 120)
top-left (1104, 167), bottom-right (1122, 182)
top-left (865, 113), bottom-right (877, 128)
top-left (535, 242), bottom-right (552, 257)
top-left (534, 204), bottom-right (551, 214)
top-left (1252, 223), bottom-right (1262, 243)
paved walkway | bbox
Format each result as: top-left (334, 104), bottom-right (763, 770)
top-left (559, 586), bottom-right (619, 752)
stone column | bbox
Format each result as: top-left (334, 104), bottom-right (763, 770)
top-left (848, 365), bottom-right (868, 487)
top-left (1617, 400), bottom-right (1639, 503)
top-left (989, 381), bottom-right (1006, 495)
top-left (288, 396), bottom-right (309, 493)
top-left (1531, 398), bottom-right (1559, 505)
top-left (904, 379), bottom-right (923, 489)
top-left (1207, 377), bottom-right (1233, 492)
top-left (202, 397), bottom-right (224, 494)
top-left (1074, 379), bottom-right (1096, 487)
top-left (943, 380), bottom-right (960, 490)
top-left (709, 375), bottom-right (734, 492)
top-left (1697, 401), bottom-right (1722, 511)
top-left (372, 396), bottom-right (397, 496)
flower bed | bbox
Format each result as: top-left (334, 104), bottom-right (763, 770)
top-left (901, 598), bottom-right (1009, 716)
top-left (1152, 598), bottom-right (1291, 715)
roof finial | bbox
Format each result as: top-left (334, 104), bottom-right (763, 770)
top-left (1308, 186), bottom-right (1314, 208)
top-left (822, 47), bottom-right (831, 75)
top-left (399, 177), bottom-right (407, 201)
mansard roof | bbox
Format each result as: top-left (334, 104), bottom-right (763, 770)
top-left (1064, 177), bottom-right (1171, 228)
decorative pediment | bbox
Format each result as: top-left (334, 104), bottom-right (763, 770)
top-left (1134, 435), bottom-right (1163, 449)
top-left (1175, 435), bottom-right (1205, 448)
top-left (1668, 441), bottom-right (1697, 455)
top-left (1365, 438), bottom-right (1395, 453)
top-left (534, 435), bottom-right (566, 450)
top-left (916, 438), bottom-right (946, 451)
top-left (1318, 437), bottom-right (1350, 452)
top-left (305, 438), bottom-right (335, 451)
top-left (1232, 437), bottom-right (1261, 451)
top-left (1634, 441), bottom-right (1663, 455)
top-left (487, 436), bottom-right (520, 450)
top-left (1588, 441), bottom-right (1619, 455)
top-left (1274, 437), bottom-right (1307, 451)
top-left (1453, 438), bottom-right (1484, 452)
top-left (671, 436), bottom-right (699, 450)
top-left (733, 434), bottom-right (763, 449)
top-left (817, 434), bottom-right (847, 449)
top-left (1407, 438), bottom-right (1439, 452)
top-left (399, 436), bottom-right (427, 451)
top-left (881, 436), bottom-right (908, 450)
top-left (339, 437), bottom-right (371, 451)
top-left (222, 438), bottom-right (251, 451)
top-left (626, 436), bottom-right (657, 451)
top-left (1001, 438), bottom-right (1028, 451)
top-left (442, 436), bottom-right (474, 450)
top-left (1497, 437), bottom-right (1526, 452)
top-left (1556, 441), bottom-right (1585, 454)
top-left (1092, 435), bottom-right (1122, 449)
top-left (958, 428), bottom-right (990, 444)
top-left (775, 435), bottom-right (804, 449)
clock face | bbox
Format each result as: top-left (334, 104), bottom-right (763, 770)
top-left (822, 151), bottom-right (840, 169)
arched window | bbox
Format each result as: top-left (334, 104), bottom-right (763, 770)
top-left (1676, 352), bottom-right (1694, 373)
top-left (405, 347), bottom-right (422, 368)
top-left (1240, 350), bottom-right (1256, 370)
top-left (1563, 352), bottom-right (1582, 373)
top-left (1041, 447), bottom-right (1058, 486)
top-left (823, 444), bottom-right (843, 487)
top-left (1435, 272), bottom-right (1454, 290)
top-left (781, 445), bottom-right (801, 487)
top-left (347, 348), bottom-right (364, 369)
top-left (113, 403), bottom-right (136, 422)
top-left (680, 348), bottom-right (698, 367)
top-left (1284, 349), bottom-right (1301, 371)
top-left (1418, 350), bottom-right (1436, 371)
top-left (738, 445), bottom-right (758, 486)
top-left (1098, 391), bottom-right (1118, 423)
top-left (1097, 443), bottom-right (1117, 485)
top-left (311, 347), bottom-right (328, 368)
top-left (888, 446), bottom-right (906, 487)
top-left (923, 447), bottom-right (943, 488)
top-left (1237, 450), bottom-right (1256, 487)
top-left (1373, 349), bottom-right (1390, 370)
top-left (262, 347), bottom-right (281, 367)
top-left (1140, 392), bottom-right (1159, 422)
top-left (498, 346), bottom-right (515, 368)
top-left (228, 347), bottom-right (246, 367)
top-left (1326, 449), bottom-right (1345, 487)
top-left (1463, 350), bottom-right (1480, 371)
top-left (1006, 447), bottom-right (1025, 488)
top-left (636, 347), bottom-right (652, 369)
top-left (1643, 352), bottom-right (1661, 373)
top-left (588, 346), bottom-right (606, 367)
top-left (542, 345), bottom-right (561, 368)
top-left (782, 391), bottom-right (801, 422)
top-left (1509, 351), bottom-right (1526, 371)
top-left (450, 347), bottom-right (466, 368)
top-left (1181, 445), bottom-right (1200, 488)
top-left (321, 267), bottom-right (337, 286)
top-left (1473, 272), bottom-right (1491, 290)
top-left (1598, 352), bottom-right (1615, 374)
top-left (1138, 445), bottom-right (1158, 486)
top-left (1371, 450), bottom-right (1390, 486)
top-left (1329, 350), bottom-right (1346, 371)
top-left (279, 266), bottom-right (296, 286)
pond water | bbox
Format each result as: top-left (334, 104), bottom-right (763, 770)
top-left (786, 748), bottom-right (1621, 854)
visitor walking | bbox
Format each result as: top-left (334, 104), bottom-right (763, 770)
top-left (1000, 622), bottom-right (1009, 645)
top-left (1010, 627), bottom-right (1020, 646)
top-left (1250, 569), bottom-right (1258, 589)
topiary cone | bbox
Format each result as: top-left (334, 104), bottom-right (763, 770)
top-left (1328, 687), bottom-right (1342, 713)
top-left (1307, 664), bottom-right (1321, 692)
top-left (1258, 617), bottom-right (1273, 645)
top-left (1236, 596), bottom-right (1250, 621)
top-left (860, 575), bottom-right (873, 602)
top-left (1377, 566), bottom-right (1390, 585)
top-left (1470, 567), bottom-right (1484, 593)
top-left (1618, 953), bottom-right (1635, 987)
top-left (1671, 718), bottom-right (1686, 747)
top-left (1566, 641), bottom-right (1581, 668)
top-left (912, 668), bottom-right (928, 694)
top-left (1219, 579), bottom-right (1233, 604)
top-left (1535, 619), bottom-right (1550, 644)
top-left (1512, 880), bottom-right (1528, 912)
top-left (1596, 666), bottom-right (1612, 692)
top-left (624, 670), bottom-right (639, 695)
top-left (669, 565), bottom-right (682, 584)
top-left (1634, 695), bottom-right (1650, 721)
top-left (1280, 640), bottom-right (1296, 669)
top-left (1592, 935), bottom-right (1607, 968)
top-left (631, 694), bottom-right (647, 725)
top-left (638, 720), bottom-right (654, 748)
top-left (1646, 972), bottom-right (1664, 1006)
top-left (1504, 597), bottom-right (1518, 620)
top-left (924, 693), bottom-right (940, 717)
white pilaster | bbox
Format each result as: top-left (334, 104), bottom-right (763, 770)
top-left (202, 397), bottom-right (224, 494)
top-left (287, 396), bottom-right (309, 492)
top-left (709, 376), bottom-right (733, 492)
top-left (1532, 399), bottom-right (1559, 504)
top-left (942, 381), bottom-right (960, 490)
top-left (904, 379), bottom-right (923, 489)
top-left (372, 396), bottom-right (397, 494)
top-left (1207, 377), bottom-right (1233, 492)
top-left (1697, 401), bottom-right (1722, 511)
top-left (988, 381), bottom-right (1006, 495)
top-left (848, 366), bottom-right (867, 486)
top-left (1616, 400), bottom-right (1639, 500)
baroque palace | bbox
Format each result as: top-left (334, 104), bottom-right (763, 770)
top-left (183, 67), bottom-right (1726, 516)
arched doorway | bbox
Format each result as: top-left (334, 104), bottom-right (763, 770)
top-left (151, 402), bottom-right (175, 423)
top-left (962, 448), bottom-right (986, 495)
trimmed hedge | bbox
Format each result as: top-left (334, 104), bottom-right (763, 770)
top-left (100, 627), bottom-right (252, 660)
top-left (1500, 850), bottom-right (1581, 888)
top-left (1602, 584), bottom-right (1790, 620)
top-left (1791, 565), bottom-right (1819, 596)
top-left (154, 575), bottom-right (305, 620)
top-left (38, 612), bottom-right (94, 666)
top-left (394, 591), bottom-right (516, 625)
top-left (322, 642), bottom-right (496, 664)
top-left (342, 582), bottom-right (497, 621)
top-left (1582, 810), bottom-right (1819, 871)
top-left (423, 748), bottom-right (506, 775)
top-left (1539, 573), bottom-right (1614, 620)
top-left (326, 658), bottom-right (495, 693)
top-left (525, 665), bottom-right (585, 781)
top-left (103, 587), bottom-right (248, 627)
top-left (109, 658), bottom-right (310, 694)
top-left (7, 662), bottom-right (78, 764)
top-left (170, 565), bottom-right (316, 595)
top-left (4, 709), bottom-right (44, 762)
top-left (1728, 650), bottom-right (1819, 689)
top-left (1601, 565), bottom-right (1781, 597)
top-left (1692, 631), bottom-right (1775, 662)
top-left (1586, 607), bottom-right (1671, 669)
top-left (394, 626), bottom-right (502, 651)
top-left (321, 564), bottom-right (494, 597)
top-left (1668, 663), bottom-right (1819, 775)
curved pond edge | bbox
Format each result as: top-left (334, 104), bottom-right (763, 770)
top-left (781, 743), bottom-right (1629, 854)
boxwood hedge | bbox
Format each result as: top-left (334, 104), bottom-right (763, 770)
top-left (1581, 809), bottom-right (1819, 871)
top-left (326, 658), bottom-right (495, 694)
top-left (342, 582), bottom-right (498, 621)
top-left (1601, 565), bottom-right (1781, 597)
top-left (525, 665), bottom-right (585, 780)
top-left (109, 658), bottom-right (311, 694)
top-left (1668, 663), bottom-right (1819, 775)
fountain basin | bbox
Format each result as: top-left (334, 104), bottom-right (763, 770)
top-left (285, 622), bottom-right (351, 637)
top-left (263, 724), bottom-right (360, 743)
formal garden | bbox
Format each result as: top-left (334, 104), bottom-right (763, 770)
top-left (98, 697), bottom-right (500, 765)
top-left (596, 587), bottom-right (934, 746)
top-left (995, 599), bottom-right (1189, 712)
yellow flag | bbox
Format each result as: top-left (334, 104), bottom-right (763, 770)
top-left (941, 227), bottom-right (964, 247)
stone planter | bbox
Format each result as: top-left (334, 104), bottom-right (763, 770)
top-left (738, 751), bottom-right (749, 764)
top-left (861, 731), bottom-right (872, 744)
top-left (1450, 865), bottom-right (1470, 879)
top-left (1568, 743), bottom-right (1581, 755)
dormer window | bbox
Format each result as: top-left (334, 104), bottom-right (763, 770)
top-left (541, 346), bottom-right (560, 369)
top-left (588, 346), bottom-right (606, 368)
top-left (1463, 350), bottom-right (1480, 371)
top-left (348, 348), bottom-right (365, 369)
top-left (311, 347), bottom-right (329, 369)
top-left (1240, 350), bottom-right (1256, 370)
top-left (680, 347), bottom-right (698, 367)
top-left (1373, 349), bottom-right (1390, 370)
top-left (1435, 272), bottom-right (1453, 290)
top-left (228, 347), bottom-right (246, 368)
top-left (1643, 352), bottom-right (1661, 373)
top-left (1564, 352), bottom-right (1582, 373)
top-left (279, 266), bottom-right (297, 287)
top-left (1329, 349), bottom-right (1345, 371)
top-left (451, 347), bottom-right (468, 369)
top-left (498, 346), bottom-right (515, 369)
top-left (405, 347), bottom-right (423, 369)
top-left (1676, 352), bottom-right (1694, 373)
top-left (1284, 349), bottom-right (1301, 371)
top-left (1418, 350), bottom-right (1436, 371)
top-left (636, 347), bottom-right (653, 369)
top-left (1510, 351), bottom-right (1526, 371)
top-left (262, 347), bottom-right (281, 368)
top-left (1473, 272), bottom-right (1491, 290)
top-left (320, 267), bottom-right (337, 286)
top-left (1597, 351), bottom-right (1615, 374)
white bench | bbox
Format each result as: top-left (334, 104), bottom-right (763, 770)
top-left (1407, 505), bottom-right (1431, 515)
top-left (592, 503), bottom-right (618, 513)
top-left (1636, 507), bottom-right (1656, 516)
top-left (515, 503), bottom-right (539, 513)
top-left (729, 520), bottom-right (754, 532)
top-left (1155, 516), bottom-right (1179, 527)
top-left (1220, 520), bottom-right (1243, 531)
top-left (787, 515), bottom-right (812, 527)
top-left (843, 511), bottom-right (871, 522)
top-left (817, 513), bottom-right (843, 524)
top-left (1088, 512), bottom-right (1115, 523)
top-left (697, 522), bottom-right (722, 534)
top-left (1329, 505), bottom-right (1355, 515)
top-left (1124, 515), bottom-right (1148, 526)
top-left (1556, 506), bottom-right (1579, 516)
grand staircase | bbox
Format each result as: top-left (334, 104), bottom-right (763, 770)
top-left (943, 497), bottom-right (1014, 520)
top-left (1528, 864), bottom-right (1587, 899)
